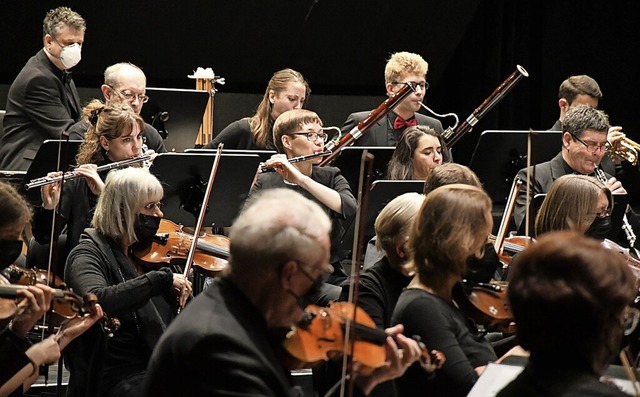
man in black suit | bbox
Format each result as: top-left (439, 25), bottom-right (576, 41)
top-left (0, 7), bottom-right (86, 171)
top-left (144, 188), bottom-right (422, 397)
top-left (341, 51), bottom-right (444, 147)
top-left (67, 62), bottom-right (167, 153)
top-left (514, 105), bottom-right (628, 232)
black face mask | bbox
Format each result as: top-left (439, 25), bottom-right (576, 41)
top-left (586, 215), bottom-right (612, 241)
top-left (287, 263), bottom-right (324, 310)
top-left (465, 242), bottom-right (501, 284)
top-left (0, 239), bottom-right (23, 271)
top-left (133, 214), bottom-right (161, 247)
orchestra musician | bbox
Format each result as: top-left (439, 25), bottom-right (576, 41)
top-left (392, 184), bottom-right (525, 397)
top-left (341, 51), bottom-right (443, 147)
top-left (204, 68), bottom-right (310, 150)
top-left (0, 181), bottom-right (102, 397)
top-left (514, 105), bottom-right (639, 249)
top-left (63, 167), bottom-right (191, 397)
top-left (249, 109), bottom-right (357, 304)
top-left (66, 62), bottom-right (167, 154)
top-left (386, 125), bottom-right (449, 180)
top-left (144, 188), bottom-right (422, 396)
top-left (33, 100), bottom-right (155, 257)
top-left (497, 231), bottom-right (636, 397)
top-left (0, 7), bottom-right (85, 172)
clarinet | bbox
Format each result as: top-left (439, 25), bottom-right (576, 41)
top-left (594, 167), bottom-right (637, 248)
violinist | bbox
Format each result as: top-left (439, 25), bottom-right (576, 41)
top-left (33, 100), bottom-right (155, 257)
top-left (63, 167), bottom-right (191, 397)
top-left (497, 232), bottom-right (635, 397)
top-left (386, 126), bottom-right (449, 180)
top-left (392, 184), bottom-right (525, 397)
top-left (144, 189), bottom-right (421, 396)
top-left (204, 68), bottom-right (309, 150)
top-left (0, 181), bottom-right (102, 397)
top-left (250, 109), bottom-right (357, 303)
top-left (342, 51), bottom-right (443, 146)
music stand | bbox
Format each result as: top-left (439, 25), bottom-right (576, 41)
top-left (468, 130), bottom-right (562, 204)
top-left (185, 148), bottom-right (277, 163)
top-left (330, 146), bottom-right (396, 194)
top-left (149, 153), bottom-right (261, 228)
top-left (140, 87), bottom-right (210, 152)
top-left (340, 180), bottom-right (424, 252)
top-left (21, 139), bottom-right (82, 204)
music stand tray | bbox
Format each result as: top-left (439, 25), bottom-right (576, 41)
top-left (340, 180), bottom-right (424, 252)
top-left (149, 152), bottom-right (261, 228)
top-left (186, 148), bottom-right (277, 163)
top-left (141, 87), bottom-right (209, 152)
top-left (330, 146), bottom-right (396, 194)
top-left (468, 130), bottom-right (561, 204)
top-left (21, 139), bottom-right (82, 204)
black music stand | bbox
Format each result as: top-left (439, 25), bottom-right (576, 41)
top-left (185, 148), bottom-right (277, 163)
top-left (330, 146), bottom-right (396, 194)
top-left (140, 87), bottom-right (210, 152)
top-left (340, 180), bottom-right (424, 253)
top-left (21, 139), bottom-right (82, 204)
top-left (149, 153), bottom-right (261, 228)
top-left (468, 130), bottom-right (562, 204)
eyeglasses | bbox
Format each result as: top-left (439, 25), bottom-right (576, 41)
top-left (570, 133), bottom-right (610, 154)
top-left (623, 307), bottom-right (640, 336)
top-left (109, 85), bottom-right (149, 103)
top-left (143, 202), bottom-right (163, 211)
top-left (391, 81), bottom-right (429, 91)
top-left (289, 131), bottom-right (329, 143)
top-left (296, 261), bottom-right (333, 281)
top-left (595, 209), bottom-right (611, 219)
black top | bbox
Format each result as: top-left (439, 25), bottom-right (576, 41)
top-left (64, 228), bottom-right (175, 397)
top-left (392, 288), bottom-right (497, 397)
top-left (497, 360), bottom-right (629, 397)
top-left (0, 328), bottom-right (31, 392)
top-left (248, 166), bottom-right (357, 265)
top-left (205, 117), bottom-right (275, 150)
top-left (67, 119), bottom-right (167, 154)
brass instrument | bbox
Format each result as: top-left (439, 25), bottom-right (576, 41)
top-left (609, 137), bottom-right (640, 166)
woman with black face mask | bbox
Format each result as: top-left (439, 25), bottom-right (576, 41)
top-left (64, 167), bottom-right (191, 397)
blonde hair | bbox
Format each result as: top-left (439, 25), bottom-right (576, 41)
top-left (92, 168), bottom-right (163, 244)
top-left (0, 181), bottom-right (31, 237)
top-left (75, 100), bottom-right (145, 165)
top-left (411, 184), bottom-right (492, 285)
top-left (384, 52), bottom-right (428, 84)
top-left (375, 192), bottom-right (424, 263)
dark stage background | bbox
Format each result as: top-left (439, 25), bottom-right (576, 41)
top-left (1, 0), bottom-right (639, 167)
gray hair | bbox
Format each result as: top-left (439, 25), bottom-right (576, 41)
top-left (563, 104), bottom-right (610, 137)
top-left (92, 167), bottom-right (163, 243)
top-left (229, 189), bottom-right (331, 277)
top-left (104, 62), bottom-right (147, 88)
top-left (42, 7), bottom-right (85, 39)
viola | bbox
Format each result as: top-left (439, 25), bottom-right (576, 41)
top-left (0, 268), bottom-right (120, 336)
top-left (132, 218), bottom-right (229, 277)
top-left (284, 302), bottom-right (445, 375)
top-left (488, 234), bottom-right (533, 268)
top-left (453, 280), bottom-right (516, 334)
top-left (601, 239), bottom-right (640, 292)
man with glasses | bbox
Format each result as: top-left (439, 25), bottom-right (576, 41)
top-left (0, 7), bottom-right (86, 171)
top-left (67, 62), bottom-right (166, 153)
top-left (341, 51), bottom-right (443, 147)
top-left (514, 105), bottom-right (634, 238)
top-left (250, 109), bottom-right (357, 305)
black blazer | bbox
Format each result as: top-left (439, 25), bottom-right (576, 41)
top-left (0, 49), bottom-right (80, 171)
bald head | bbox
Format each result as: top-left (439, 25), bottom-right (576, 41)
top-left (101, 62), bottom-right (148, 114)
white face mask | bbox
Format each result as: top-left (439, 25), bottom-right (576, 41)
top-left (59, 43), bottom-right (82, 69)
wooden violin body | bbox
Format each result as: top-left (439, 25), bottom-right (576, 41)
top-left (453, 280), bottom-right (516, 334)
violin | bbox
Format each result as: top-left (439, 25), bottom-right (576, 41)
top-left (0, 269), bottom-right (120, 336)
top-left (453, 280), bottom-right (515, 334)
top-left (132, 218), bottom-right (229, 277)
top-left (488, 234), bottom-right (533, 268)
top-left (284, 302), bottom-right (445, 376)
top-left (601, 238), bottom-right (640, 292)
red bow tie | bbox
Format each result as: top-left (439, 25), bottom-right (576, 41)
top-left (393, 116), bottom-right (417, 130)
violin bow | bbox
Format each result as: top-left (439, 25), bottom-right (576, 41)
top-left (340, 150), bottom-right (375, 397)
top-left (180, 143), bottom-right (224, 304)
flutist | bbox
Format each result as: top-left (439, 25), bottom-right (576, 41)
top-left (32, 100), bottom-right (157, 256)
top-left (247, 109), bottom-right (357, 305)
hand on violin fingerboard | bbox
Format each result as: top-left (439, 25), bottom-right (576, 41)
top-left (55, 303), bottom-right (105, 349)
top-left (10, 285), bottom-right (55, 338)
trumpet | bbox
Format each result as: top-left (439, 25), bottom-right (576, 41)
top-left (609, 137), bottom-right (640, 166)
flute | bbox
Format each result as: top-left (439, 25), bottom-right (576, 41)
top-left (25, 154), bottom-right (152, 190)
top-left (260, 151), bottom-right (332, 173)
